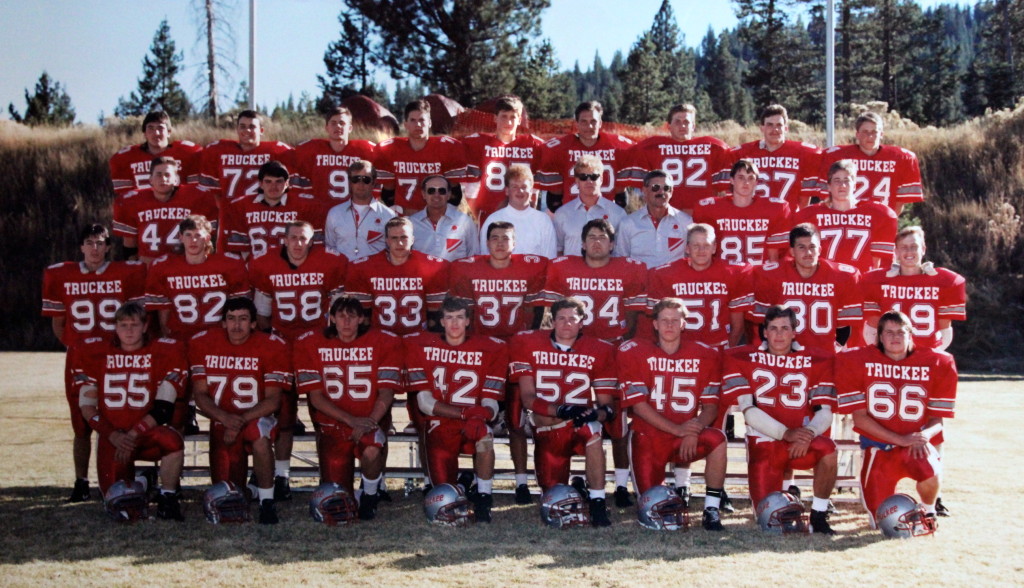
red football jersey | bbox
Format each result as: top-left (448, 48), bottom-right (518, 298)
top-left (292, 328), bottom-right (403, 423)
top-left (622, 135), bottom-right (730, 211)
top-left (751, 259), bottom-right (863, 352)
top-left (461, 132), bottom-right (545, 219)
top-left (112, 184), bottom-right (220, 260)
top-left (720, 140), bottom-right (821, 210)
top-left (286, 138), bottom-right (377, 202)
top-left (449, 254), bottom-right (548, 339)
top-left (861, 267), bottom-right (967, 349)
top-left (509, 330), bottom-right (618, 411)
top-left (535, 132), bottom-right (635, 199)
top-left (542, 256), bottom-right (648, 342)
top-left (109, 140), bottom-right (203, 196)
top-left (835, 345), bottom-right (957, 438)
top-left (374, 136), bottom-right (467, 212)
top-left (404, 332), bottom-right (509, 407)
top-left (647, 259), bottom-right (754, 347)
top-left (219, 191), bottom-right (330, 256)
top-left (145, 253), bottom-right (251, 339)
top-left (692, 196), bottom-right (792, 265)
top-left (199, 139), bottom-right (293, 201)
top-left (72, 337), bottom-right (189, 430)
top-left (721, 343), bottom-right (836, 432)
top-left (188, 328), bottom-right (291, 415)
top-left (249, 247), bottom-right (348, 341)
top-left (618, 338), bottom-right (722, 434)
top-left (817, 144), bottom-right (924, 213)
top-left (790, 202), bottom-right (898, 273)
top-left (344, 250), bottom-right (449, 335)
top-left (41, 261), bottom-right (148, 347)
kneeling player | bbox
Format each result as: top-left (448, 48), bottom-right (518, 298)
top-left (73, 302), bottom-right (188, 520)
top-left (511, 297), bottom-right (618, 527)
top-left (722, 305), bottom-right (838, 534)
top-left (618, 298), bottom-right (728, 531)
top-left (836, 310), bottom-right (956, 528)
top-left (293, 297), bottom-right (402, 520)
top-left (190, 298), bottom-right (289, 524)
top-left (405, 298), bottom-right (508, 523)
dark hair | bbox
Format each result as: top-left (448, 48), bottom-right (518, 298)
top-left (325, 296), bottom-right (370, 338)
top-left (876, 310), bottom-right (913, 353)
top-left (441, 296), bottom-right (472, 317)
top-left (404, 99), bottom-right (431, 119)
top-left (150, 156), bottom-right (180, 173)
top-left (730, 159), bottom-right (759, 178)
top-left (114, 300), bottom-right (148, 323)
top-left (258, 160), bottom-right (289, 181)
top-left (760, 104), bottom-right (788, 124)
top-left (666, 103), bottom-right (696, 123)
top-left (237, 109), bottom-right (262, 124)
top-left (486, 221), bottom-right (515, 240)
top-left (575, 101), bottom-right (603, 120)
top-left (580, 219), bottom-right (615, 255)
top-left (141, 111), bottom-right (171, 133)
top-left (324, 106), bottom-right (352, 123)
top-left (348, 159), bottom-right (376, 181)
top-left (643, 169), bottom-right (669, 186)
top-left (551, 297), bottom-right (586, 319)
top-left (789, 223), bottom-right (819, 247)
top-left (79, 224), bottom-right (111, 246)
top-left (222, 297), bottom-right (258, 322)
top-left (764, 305), bottom-right (798, 329)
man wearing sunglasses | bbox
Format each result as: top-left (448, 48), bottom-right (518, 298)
top-left (324, 160), bottom-right (397, 260)
top-left (616, 170), bottom-right (692, 268)
top-left (287, 106), bottom-right (378, 203)
top-left (410, 175), bottom-right (479, 261)
top-left (552, 155), bottom-right (627, 257)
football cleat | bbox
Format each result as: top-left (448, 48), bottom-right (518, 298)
top-left (138, 466), bottom-right (159, 501)
top-left (156, 492), bottom-right (184, 521)
top-left (539, 484), bottom-right (590, 529)
top-left (274, 475), bottom-right (292, 501)
top-left (702, 507), bottom-right (725, 532)
top-left (637, 485), bottom-right (688, 531)
top-left (259, 498), bottom-right (279, 525)
top-left (589, 497), bottom-right (611, 527)
top-left (809, 509), bottom-right (836, 535)
top-left (876, 493), bottom-right (937, 539)
top-left (674, 485), bottom-right (691, 509)
top-left (935, 497), bottom-right (950, 517)
top-left (719, 489), bottom-right (735, 514)
top-left (358, 490), bottom-right (380, 521)
top-left (184, 405), bottom-right (201, 436)
top-left (569, 476), bottom-right (590, 501)
top-left (292, 418), bottom-right (307, 435)
top-left (472, 492), bottom-right (493, 523)
top-left (756, 491), bottom-right (808, 533)
top-left (456, 471), bottom-right (475, 496)
top-left (424, 483), bottom-right (472, 527)
top-left (203, 481), bottom-right (251, 524)
top-left (69, 478), bottom-right (91, 503)
top-left (377, 486), bottom-right (393, 503)
top-left (614, 485), bottom-right (633, 508)
top-left (104, 480), bottom-right (149, 523)
top-left (515, 483), bottom-right (533, 505)
top-left (787, 484), bottom-right (802, 500)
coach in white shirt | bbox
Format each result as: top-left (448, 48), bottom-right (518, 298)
top-left (479, 164), bottom-right (558, 259)
top-left (553, 154), bottom-right (626, 256)
top-left (411, 175), bottom-right (479, 260)
top-left (616, 169), bottom-right (692, 267)
top-left (324, 159), bottom-right (397, 259)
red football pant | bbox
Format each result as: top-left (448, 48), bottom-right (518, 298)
top-left (318, 422), bottom-right (385, 494)
top-left (64, 353), bottom-right (90, 438)
top-left (630, 427), bottom-right (727, 494)
top-left (746, 435), bottom-right (836, 507)
top-left (424, 418), bottom-right (481, 486)
top-left (96, 426), bottom-right (183, 494)
top-left (860, 444), bottom-right (941, 517)
top-left (533, 421), bottom-right (603, 491)
top-left (209, 418), bottom-right (277, 488)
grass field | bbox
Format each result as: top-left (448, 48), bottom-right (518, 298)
top-left (1, 352), bottom-right (1022, 587)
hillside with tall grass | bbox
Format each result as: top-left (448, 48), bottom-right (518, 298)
top-left (2, 108), bottom-right (1020, 369)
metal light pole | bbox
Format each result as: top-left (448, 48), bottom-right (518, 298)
top-left (248, 0), bottom-right (256, 109)
top-left (826, 0), bottom-right (835, 147)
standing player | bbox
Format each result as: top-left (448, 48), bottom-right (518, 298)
top-left (41, 224), bottom-right (147, 501)
top-left (410, 175), bottom-right (479, 261)
top-left (199, 110), bottom-right (293, 202)
top-left (816, 111), bottom-right (923, 216)
top-left (622, 104), bottom-right (730, 214)
top-left (722, 305), bottom-right (839, 534)
top-left (720, 104), bottom-right (820, 210)
top-left (536, 101), bottom-right (635, 210)
top-left (376, 99), bottom-right (467, 215)
top-left (835, 310), bottom-right (957, 526)
top-left (405, 298), bottom-right (509, 522)
top-left (190, 297), bottom-right (290, 524)
top-left (693, 159), bottom-right (792, 266)
top-left (73, 302), bottom-right (188, 520)
top-left (478, 165), bottom-right (558, 259)
top-left (287, 106), bottom-right (377, 202)
top-left (324, 160), bottom-right (397, 260)
top-left (461, 95), bottom-right (545, 222)
top-left (791, 160), bottom-right (898, 274)
top-left (112, 156), bottom-right (219, 264)
top-left (510, 298), bottom-right (618, 526)
top-left (109, 111), bottom-right (202, 196)
top-left (617, 298), bottom-right (728, 531)
top-left (615, 170), bottom-right (692, 268)
top-left (552, 155), bottom-right (627, 256)
top-left (292, 297), bottom-right (402, 520)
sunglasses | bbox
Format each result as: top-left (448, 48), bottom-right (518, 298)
top-left (351, 175), bottom-right (373, 184)
top-left (575, 173), bottom-right (600, 182)
top-left (648, 184), bottom-right (671, 193)
top-left (426, 187), bottom-right (449, 195)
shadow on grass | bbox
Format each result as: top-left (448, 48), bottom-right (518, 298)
top-left (0, 486), bottom-right (888, 568)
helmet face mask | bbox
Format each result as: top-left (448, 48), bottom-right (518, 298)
top-left (309, 482), bottom-right (359, 526)
top-left (424, 483), bottom-right (473, 527)
top-left (876, 493), bottom-right (937, 539)
top-left (756, 491), bottom-right (808, 534)
top-left (540, 484), bottom-right (591, 529)
top-left (203, 481), bottom-right (251, 524)
top-left (104, 480), bottom-right (149, 523)
top-left (637, 485), bottom-right (689, 531)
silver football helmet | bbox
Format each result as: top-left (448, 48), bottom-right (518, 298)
top-left (203, 481), bottom-right (251, 524)
top-left (756, 491), bottom-right (808, 533)
top-left (104, 480), bottom-right (149, 523)
top-left (309, 482), bottom-right (359, 526)
top-left (540, 484), bottom-right (590, 529)
top-left (424, 483), bottom-right (472, 527)
top-left (637, 485), bottom-right (689, 531)
top-left (876, 493), bottom-right (937, 539)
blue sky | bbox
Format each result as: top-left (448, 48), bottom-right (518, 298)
top-left (1, 0), bottom-right (960, 123)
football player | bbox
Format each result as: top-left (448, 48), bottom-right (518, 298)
top-left (615, 169), bottom-right (692, 267)
top-left (73, 301), bottom-right (188, 520)
top-left (536, 101), bottom-right (635, 211)
top-left (511, 297), bottom-right (618, 526)
top-left (109, 111), bottom-right (202, 196)
top-left (112, 156), bottom-right (219, 264)
top-left (621, 103), bottom-right (730, 214)
top-left (719, 104), bottom-right (820, 210)
top-left (618, 298), bottom-right (728, 531)
top-left (835, 310), bottom-right (957, 526)
top-left (324, 160), bottom-right (398, 260)
top-left (410, 175), bottom-right (479, 261)
top-left (287, 106), bottom-right (377, 202)
top-left (292, 297), bottom-right (402, 520)
top-left (405, 297), bottom-right (509, 522)
top-left (552, 155), bottom-right (627, 257)
top-left (477, 165), bottom-right (558, 259)
top-left (41, 224), bottom-right (147, 501)
top-left (199, 109), bottom-right (293, 203)
top-left (461, 95), bottom-right (545, 223)
top-left (816, 111), bottom-right (923, 215)
top-left (722, 305), bottom-right (839, 534)
top-left (376, 99), bottom-right (468, 215)
top-left (190, 297), bottom-right (290, 524)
